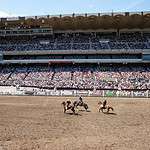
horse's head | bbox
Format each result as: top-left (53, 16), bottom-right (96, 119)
top-left (98, 101), bottom-right (102, 105)
top-left (61, 101), bottom-right (66, 106)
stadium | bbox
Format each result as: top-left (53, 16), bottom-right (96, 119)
top-left (0, 10), bottom-right (150, 150)
top-left (1, 11), bottom-right (150, 97)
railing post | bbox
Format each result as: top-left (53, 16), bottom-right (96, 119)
top-left (102, 90), bottom-right (105, 97)
top-left (131, 91), bottom-right (134, 98)
top-left (146, 90), bottom-right (149, 98)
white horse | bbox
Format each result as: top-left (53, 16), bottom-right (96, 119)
top-left (98, 101), bottom-right (114, 113)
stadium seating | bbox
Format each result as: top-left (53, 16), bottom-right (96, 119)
top-left (0, 65), bottom-right (150, 90)
top-left (0, 32), bottom-right (150, 90)
top-left (0, 32), bottom-right (150, 51)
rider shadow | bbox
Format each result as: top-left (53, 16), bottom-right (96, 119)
top-left (103, 112), bottom-right (117, 115)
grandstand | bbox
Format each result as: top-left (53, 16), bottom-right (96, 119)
top-left (0, 11), bottom-right (150, 97)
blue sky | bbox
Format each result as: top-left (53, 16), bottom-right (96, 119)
top-left (0, 0), bottom-right (149, 17)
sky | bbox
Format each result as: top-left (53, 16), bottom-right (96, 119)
top-left (0, 0), bottom-right (149, 17)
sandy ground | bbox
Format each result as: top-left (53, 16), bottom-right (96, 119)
top-left (0, 96), bottom-right (150, 150)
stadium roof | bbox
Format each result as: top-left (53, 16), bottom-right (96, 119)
top-left (0, 11), bottom-right (150, 30)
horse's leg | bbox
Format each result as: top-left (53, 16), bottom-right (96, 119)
top-left (71, 107), bottom-right (75, 114)
top-left (110, 107), bottom-right (114, 111)
top-left (64, 108), bottom-right (66, 113)
top-left (99, 107), bottom-right (103, 112)
top-left (107, 107), bottom-right (113, 113)
top-left (73, 108), bottom-right (76, 114)
top-left (75, 104), bottom-right (79, 112)
top-left (99, 107), bottom-right (101, 112)
top-left (73, 109), bottom-right (76, 114)
top-left (107, 108), bottom-right (109, 113)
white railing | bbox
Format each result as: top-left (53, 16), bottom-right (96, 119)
top-left (0, 86), bottom-right (150, 98)
top-left (0, 59), bottom-right (142, 64)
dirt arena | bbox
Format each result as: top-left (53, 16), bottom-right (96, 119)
top-left (0, 96), bottom-right (150, 150)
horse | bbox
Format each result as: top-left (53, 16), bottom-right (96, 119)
top-left (98, 101), bottom-right (114, 113)
top-left (61, 100), bottom-right (76, 114)
top-left (73, 100), bottom-right (89, 111)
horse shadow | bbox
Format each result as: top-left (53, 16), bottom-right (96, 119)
top-left (79, 109), bottom-right (91, 112)
top-left (103, 112), bottom-right (117, 115)
top-left (65, 112), bottom-right (82, 116)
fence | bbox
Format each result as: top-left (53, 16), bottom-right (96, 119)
top-left (0, 86), bottom-right (150, 98)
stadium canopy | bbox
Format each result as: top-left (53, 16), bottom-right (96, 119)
top-left (0, 11), bottom-right (150, 30)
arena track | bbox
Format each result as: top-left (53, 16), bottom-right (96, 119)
top-left (0, 96), bottom-right (150, 150)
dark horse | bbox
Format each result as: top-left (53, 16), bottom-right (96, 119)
top-left (73, 100), bottom-right (89, 111)
top-left (98, 101), bottom-right (114, 113)
top-left (61, 100), bottom-right (76, 114)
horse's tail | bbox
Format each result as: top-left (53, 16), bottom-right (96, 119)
top-left (84, 103), bottom-right (88, 110)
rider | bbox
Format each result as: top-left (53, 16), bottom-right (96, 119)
top-left (79, 96), bottom-right (83, 105)
top-left (103, 100), bottom-right (107, 108)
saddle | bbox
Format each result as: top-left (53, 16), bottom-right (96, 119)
top-left (78, 101), bottom-right (84, 106)
top-left (100, 104), bottom-right (107, 109)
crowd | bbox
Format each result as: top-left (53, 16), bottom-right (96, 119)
top-left (1, 65), bottom-right (150, 90)
top-left (0, 32), bottom-right (150, 51)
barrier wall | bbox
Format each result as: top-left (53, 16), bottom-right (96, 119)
top-left (0, 86), bottom-right (149, 98)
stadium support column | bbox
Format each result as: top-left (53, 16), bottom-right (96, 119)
top-left (102, 90), bottom-right (105, 97)
top-left (116, 90), bottom-right (119, 97)
top-left (146, 90), bottom-right (149, 98)
top-left (131, 91), bottom-right (134, 97)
